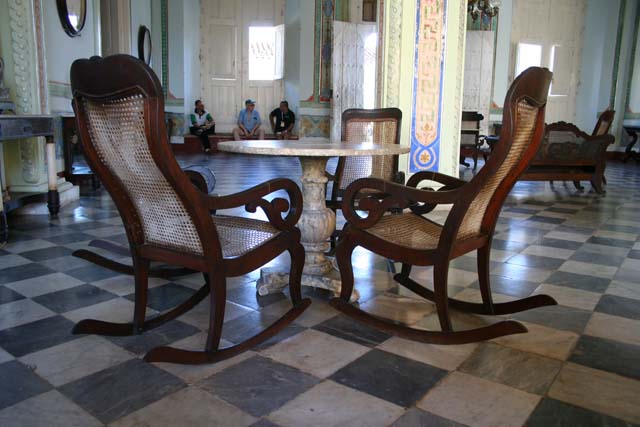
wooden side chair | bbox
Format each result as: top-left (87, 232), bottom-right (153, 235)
top-left (70, 55), bottom-right (309, 364)
top-left (326, 108), bottom-right (403, 254)
top-left (459, 111), bottom-right (485, 170)
top-left (330, 67), bottom-right (557, 344)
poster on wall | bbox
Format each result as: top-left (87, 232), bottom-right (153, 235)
top-left (410, 0), bottom-right (447, 172)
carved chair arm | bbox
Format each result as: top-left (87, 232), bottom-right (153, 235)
top-left (206, 178), bottom-right (302, 231)
top-left (341, 177), bottom-right (462, 229)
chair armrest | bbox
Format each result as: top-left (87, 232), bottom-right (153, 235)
top-left (407, 171), bottom-right (466, 189)
top-left (341, 177), bottom-right (462, 229)
top-left (393, 171), bottom-right (405, 185)
top-left (206, 178), bottom-right (302, 231)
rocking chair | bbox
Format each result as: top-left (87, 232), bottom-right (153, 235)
top-left (330, 67), bottom-right (557, 344)
top-left (70, 55), bottom-right (309, 364)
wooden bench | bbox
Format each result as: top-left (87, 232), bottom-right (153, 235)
top-left (171, 133), bottom-right (299, 154)
top-left (520, 122), bottom-right (614, 194)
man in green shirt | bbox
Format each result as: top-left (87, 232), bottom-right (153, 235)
top-left (189, 100), bottom-right (215, 153)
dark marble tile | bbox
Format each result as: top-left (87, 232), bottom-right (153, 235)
top-left (537, 238), bottom-right (583, 250)
top-left (554, 225), bottom-right (595, 235)
top-left (250, 419), bottom-right (283, 427)
top-left (199, 355), bottom-right (319, 417)
top-left (0, 285), bottom-right (25, 305)
top-left (18, 246), bottom-right (73, 262)
top-left (0, 249), bottom-right (9, 256)
top-left (527, 398), bottom-right (634, 427)
top-left (45, 232), bottom-right (94, 245)
top-left (570, 335), bottom-right (640, 381)
top-left (38, 255), bottom-right (90, 272)
top-left (513, 305), bottom-right (592, 334)
top-left (601, 224), bottom-right (640, 234)
top-left (392, 408), bottom-right (465, 427)
top-left (0, 315), bottom-right (78, 357)
top-left (595, 294), bottom-right (640, 321)
top-left (226, 283), bottom-right (286, 310)
top-left (0, 360), bottom-right (53, 410)
top-left (491, 239), bottom-right (529, 252)
top-left (587, 236), bottom-right (634, 249)
top-left (545, 207), bottom-right (580, 214)
top-left (506, 254), bottom-right (565, 270)
top-left (108, 320), bottom-right (199, 354)
top-left (221, 311), bottom-right (279, 344)
top-left (450, 256), bottom-right (499, 273)
top-left (124, 283), bottom-right (196, 312)
top-left (253, 323), bottom-right (307, 351)
top-left (570, 251), bottom-right (626, 267)
top-left (33, 284), bottom-right (118, 313)
top-left (0, 263), bottom-right (55, 285)
top-left (313, 315), bottom-right (391, 348)
top-left (459, 343), bottom-right (562, 394)
top-left (506, 207), bottom-right (539, 214)
top-left (63, 221), bottom-right (110, 232)
top-left (469, 275), bottom-right (539, 298)
top-left (627, 250), bottom-right (640, 260)
top-left (528, 215), bottom-right (566, 225)
top-left (65, 264), bottom-right (121, 282)
top-left (545, 271), bottom-right (611, 293)
top-left (330, 349), bottom-right (447, 407)
top-left (59, 358), bottom-right (184, 424)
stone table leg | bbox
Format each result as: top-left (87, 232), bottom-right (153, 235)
top-left (45, 136), bottom-right (60, 217)
top-left (256, 156), bottom-right (359, 301)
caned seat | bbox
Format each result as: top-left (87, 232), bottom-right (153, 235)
top-left (69, 55), bottom-right (309, 364)
top-left (331, 67), bottom-right (558, 345)
top-left (327, 108), bottom-right (403, 253)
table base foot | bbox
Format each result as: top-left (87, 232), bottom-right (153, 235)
top-left (256, 267), bottom-right (360, 303)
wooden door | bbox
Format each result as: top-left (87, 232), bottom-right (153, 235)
top-left (511, 0), bottom-right (585, 123)
top-left (200, 0), bottom-right (284, 132)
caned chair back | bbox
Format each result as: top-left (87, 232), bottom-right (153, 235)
top-left (592, 110), bottom-right (615, 136)
top-left (70, 55), bottom-right (218, 258)
top-left (449, 67), bottom-right (552, 243)
top-left (335, 108), bottom-right (402, 192)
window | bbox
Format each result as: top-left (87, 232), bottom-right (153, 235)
top-left (248, 25), bottom-right (284, 81)
top-left (515, 42), bottom-right (542, 77)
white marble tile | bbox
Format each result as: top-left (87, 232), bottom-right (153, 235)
top-left (491, 321), bottom-right (579, 360)
top-left (593, 230), bottom-right (637, 241)
top-left (0, 299), bottom-right (55, 331)
top-left (605, 280), bottom-right (640, 301)
top-left (179, 300), bottom-right (253, 329)
top-left (0, 254), bottom-right (31, 270)
top-left (522, 245), bottom-right (575, 260)
top-left (154, 333), bottom-right (255, 384)
top-left (263, 329), bottom-right (369, 378)
top-left (549, 363), bottom-right (640, 424)
top-left (544, 231), bottom-right (590, 242)
top-left (584, 312), bottom-right (640, 346)
top-left (377, 336), bottom-right (478, 371)
top-left (63, 298), bottom-right (156, 324)
top-left (558, 261), bottom-right (618, 279)
top-left (417, 372), bottom-right (539, 427)
top-left (0, 346), bottom-right (14, 364)
top-left (0, 390), bottom-right (102, 427)
top-left (90, 275), bottom-right (168, 296)
top-left (4, 239), bottom-right (56, 254)
top-left (359, 293), bottom-right (435, 325)
top-left (621, 258), bottom-right (640, 271)
top-left (5, 273), bottom-right (85, 298)
top-left (533, 284), bottom-right (601, 311)
top-left (268, 380), bottom-right (404, 427)
top-left (112, 387), bottom-right (257, 427)
top-left (20, 335), bottom-right (134, 387)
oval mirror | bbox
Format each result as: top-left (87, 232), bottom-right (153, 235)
top-left (56, 0), bottom-right (87, 37)
top-left (138, 26), bottom-right (152, 65)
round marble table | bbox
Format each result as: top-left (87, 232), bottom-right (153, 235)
top-left (218, 139), bottom-right (410, 301)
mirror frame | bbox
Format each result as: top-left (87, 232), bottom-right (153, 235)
top-left (138, 25), bottom-right (152, 65)
top-left (56, 0), bottom-right (87, 38)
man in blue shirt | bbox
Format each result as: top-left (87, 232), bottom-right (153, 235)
top-left (233, 99), bottom-right (265, 140)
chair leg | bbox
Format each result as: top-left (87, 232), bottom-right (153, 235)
top-left (336, 234), bottom-right (357, 302)
top-left (602, 175), bottom-right (607, 185)
top-left (133, 258), bottom-right (150, 333)
top-left (205, 273), bottom-right (227, 352)
top-left (433, 261), bottom-right (453, 333)
top-left (477, 245), bottom-right (495, 314)
top-left (288, 240), bottom-right (305, 305)
top-left (573, 181), bottom-right (585, 191)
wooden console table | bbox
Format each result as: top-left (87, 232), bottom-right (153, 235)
top-left (0, 115), bottom-right (60, 245)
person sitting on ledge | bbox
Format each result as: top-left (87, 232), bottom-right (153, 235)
top-left (233, 99), bottom-right (265, 140)
top-left (269, 100), bottom-right (296, 140)
top-left (189, 99), bottom-right (215, 153)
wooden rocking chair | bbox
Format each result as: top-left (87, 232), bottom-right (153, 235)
top-left (330, 67), bottom-right (557, 344)
top-left (70, 55), bottom-right (309, 364)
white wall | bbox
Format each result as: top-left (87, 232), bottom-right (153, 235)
top-left (130, 0), bottom-right (152, 57)
top-left (491, 0), bottom-right (512, 118)
top-left (284, 0), bottom-right (301, 114)
top-left (43, 0), bottom-right (101, 112)
top-left (183, 0), bottom-right (201, 116)
top-left (299, 0), bottom-right (315, 100)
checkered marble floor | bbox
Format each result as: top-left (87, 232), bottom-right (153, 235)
top-left (1, 155), bottom-right (639, 427)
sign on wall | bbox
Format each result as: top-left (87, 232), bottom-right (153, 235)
top-left (410, 0), bottom-right (447, 172)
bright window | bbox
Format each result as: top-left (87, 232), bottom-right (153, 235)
top-left (515, 42), bottom-right (542, 77)
top-left (248, 25), bottom-right (284, 81)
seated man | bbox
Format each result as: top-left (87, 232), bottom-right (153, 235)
top-left (189, 100), bottom-right (216, 153)
top-left (233, 99), bottom-right (265, 140)
top-left (269, 100), bottom-right (296, 139)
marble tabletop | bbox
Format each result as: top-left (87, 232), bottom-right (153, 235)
top-left (218, 139), bottom-right (410, 157)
